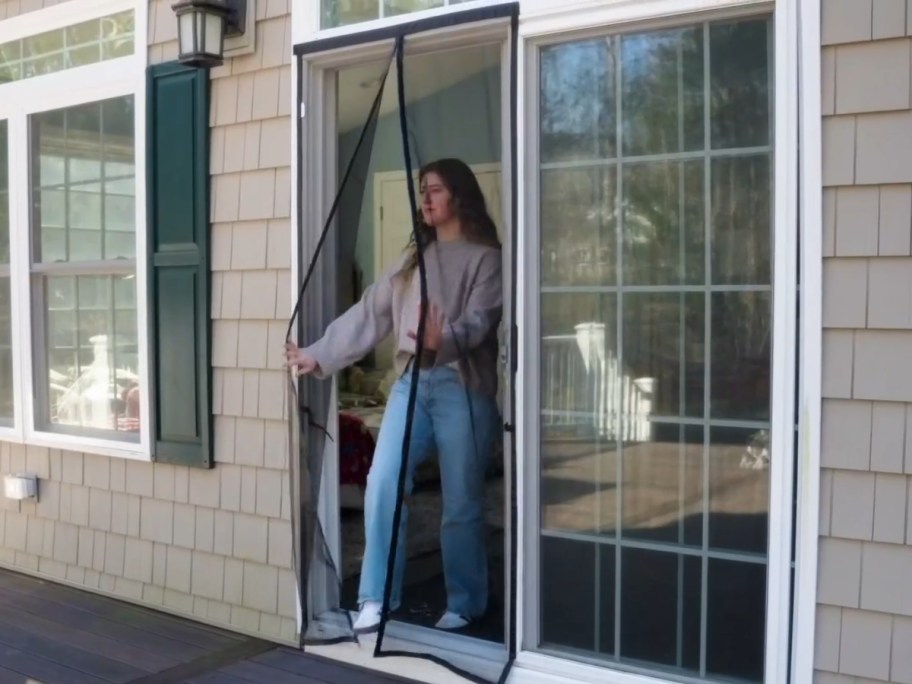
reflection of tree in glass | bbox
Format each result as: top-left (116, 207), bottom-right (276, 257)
top-left (323, 0), bottom-right (379, 28)
top-left (541, 168), bottom-right (617, 286)
top-left (540, 19), bottom-right (770, 290)
top-left (711, 292), bottom-right (771, 421)
top-left (623, 161), bottom-right (704, 285)
top-left (539, 17), bottom-right (773, 422)
top-left (712, 155), bottom-right (770, 285)
top-left (0, 42), bottom-right (20, 83)
top-left (384, 0), bottom-right (443, 16)
top-left (621, 28), bottom-right (704, 157)
top-left (710, 20), bottom-right (771, 150)
top-left (540, 39), bottom-right (616, 162)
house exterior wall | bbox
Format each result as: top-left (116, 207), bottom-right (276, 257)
top-left (0, 0), bottom-right (298, 643)
top-left (817, 1), bottom-right (912, 682)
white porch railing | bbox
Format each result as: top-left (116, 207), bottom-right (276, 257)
top-left (541, 323), bottom-right (654, 442)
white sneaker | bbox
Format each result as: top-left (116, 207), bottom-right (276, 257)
top-left (354, 601), bottom-right (383, 633)
top-left (435, 611), bottom-right (470, 630)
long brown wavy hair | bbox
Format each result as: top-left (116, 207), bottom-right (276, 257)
top-left (399, 158), bottom-right (501, 278)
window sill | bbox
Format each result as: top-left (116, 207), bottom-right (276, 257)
top-left (0, 426), bottom-right (151, 461)
top-left (513, 651), bottom-right (676, 684)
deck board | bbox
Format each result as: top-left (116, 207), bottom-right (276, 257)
top-left (0, 587), bottom-right (209, 663)
top-left (0, 581), bottom-right (216, 656)
top-left (0, 568), bottom-right (424, 684)
top-left (0, 665), bottom-right (32, 684)
top-left (0, 592), bottom-right (177, 672)
top-left (0, 649), bottom-right (111, 684)
top-left (184, 673), bottom-right (252, 684)
top-left (212, 660), bottom-right (325, 683)
top-left (0, 573), bottom-right (241, 651)
top-left (0, 616), bottom-right (146, 682)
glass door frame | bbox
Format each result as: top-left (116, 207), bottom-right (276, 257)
top-left (292, 9), bottom-right (519, 675)
top-left (514, 1), bottom-right (803, 683)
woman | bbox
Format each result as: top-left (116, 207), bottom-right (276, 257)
top-left (285, 158), bottom-right (502, 633)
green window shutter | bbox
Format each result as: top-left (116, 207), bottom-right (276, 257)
top-left (146, 62), bottom-right (212, 468)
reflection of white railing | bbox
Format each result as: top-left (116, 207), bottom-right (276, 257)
top-left (54, 334), bottom-right (139, 431)
top-left (541, 323), bottom-right (653, 442)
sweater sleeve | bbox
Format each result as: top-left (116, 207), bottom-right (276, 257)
top-left (303, 265), bottom-right (397, 378)
top-left (436, 250), bottom-right (502, 366)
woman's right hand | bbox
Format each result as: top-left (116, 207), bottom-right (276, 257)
top-left (284, 341), bottom-right (320, 376)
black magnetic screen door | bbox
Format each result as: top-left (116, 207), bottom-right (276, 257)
top-left (288, 6), bottom-right (519, 684)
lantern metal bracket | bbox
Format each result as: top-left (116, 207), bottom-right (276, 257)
top-left (223, 0), bottom-right (256, 58)
top-left (225, 0), bottom-right (256, 59)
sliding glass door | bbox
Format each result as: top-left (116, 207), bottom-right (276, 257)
top-left (533, 14), bottom-right (774, 683)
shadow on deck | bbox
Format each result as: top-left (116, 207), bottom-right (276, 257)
top-left (0, 568), bottom-right (419, 684)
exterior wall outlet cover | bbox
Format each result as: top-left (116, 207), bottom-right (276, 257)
top-left (4, 473), bottom-right (37, 500)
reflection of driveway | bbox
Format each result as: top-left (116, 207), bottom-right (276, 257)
top-left (541, 438), bottom-right (769, 542)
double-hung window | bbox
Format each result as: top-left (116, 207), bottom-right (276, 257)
top-left (0, 0), bottom-right (148, 458)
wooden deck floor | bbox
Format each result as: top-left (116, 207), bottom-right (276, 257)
top-left (0, 568), bottom-right (419, 684)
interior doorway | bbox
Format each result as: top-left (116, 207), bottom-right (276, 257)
top-left (316, 38), bottom-right (511, 647)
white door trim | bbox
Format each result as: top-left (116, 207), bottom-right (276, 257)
top-left (292, 18), bottom-right (515, 664)
top-left (791, 0), bottom-right (823, 681)
top-left (766, 0), bottom-right (801, 680)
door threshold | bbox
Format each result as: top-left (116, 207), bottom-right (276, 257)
top-left (308, 610), bottom-right (508, 682)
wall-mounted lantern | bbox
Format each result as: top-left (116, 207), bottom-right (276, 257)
top-left (172, 0), bottom-right (247, 68)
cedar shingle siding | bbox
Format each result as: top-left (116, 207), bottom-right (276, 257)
top-left (819, 1), bottom-right (912, 681)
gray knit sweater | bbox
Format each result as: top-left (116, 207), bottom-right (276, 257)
top-left (304, 239), bottom-right (502, 397)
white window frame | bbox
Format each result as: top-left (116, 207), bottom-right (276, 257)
top-left (0, 0), bottom-right (150, 461)
top-left (294, 0), bottom-right (513, 46)
top-left (513, 1), bottom-right (801, 684)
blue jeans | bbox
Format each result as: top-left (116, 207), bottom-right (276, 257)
top-left (357, 366), bottom-right (500, 618)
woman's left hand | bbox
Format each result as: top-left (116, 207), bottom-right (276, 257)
top-left (408, 301), bottom-right (445, 351)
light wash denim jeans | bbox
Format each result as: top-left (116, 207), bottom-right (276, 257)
top-left (357, 366), bottom-right (500, 618)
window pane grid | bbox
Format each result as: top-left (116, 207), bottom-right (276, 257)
top-left (29, 96), bottom-right (138, 440)
top-left (539, 15), bottom-right (772, 683)
top-left (0, 11), bottom-right (134, 84)
top-left (611, 32), bottom-right (623, 660)
top-left (542, 284), bottom-right (770, 294)
top-left (699, 20), bottom-right (712, 676)
top-left (42, 273), bottom-right (138, 435)
top-left (540, 145), bottom-right (772, 171)
top-left (33, 99), bottom-right (136, 264)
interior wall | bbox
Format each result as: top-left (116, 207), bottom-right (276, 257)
top-left (337, 65), bottom-right (502, 298)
